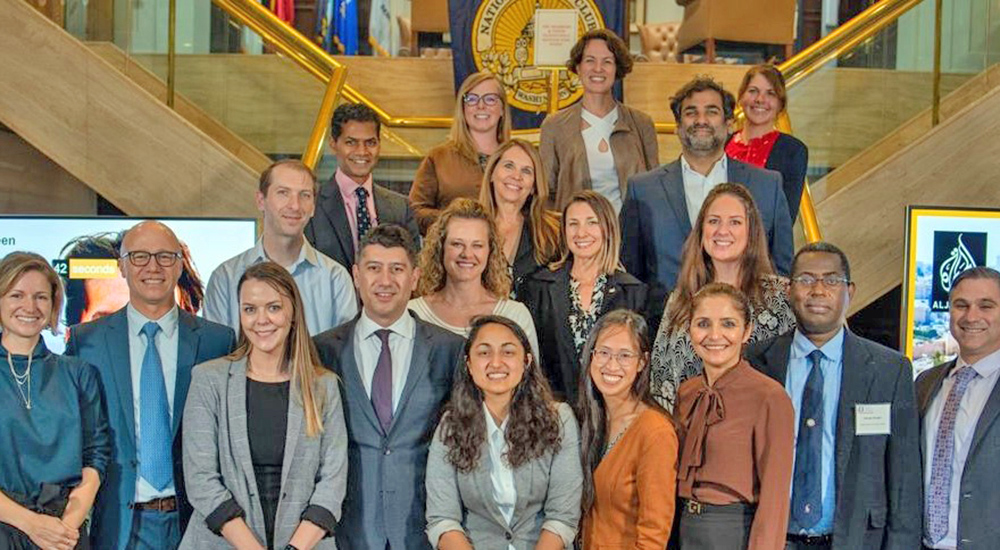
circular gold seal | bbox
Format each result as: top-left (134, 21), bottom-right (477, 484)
top-left (472, 0), bottom-right (604, 112)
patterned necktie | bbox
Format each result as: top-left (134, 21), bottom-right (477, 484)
top-left (791, 349), bottom-right (825, 529)
top-left (371, 329), bottom-right (393, 433)
top-left (925, 365), bottom-right (979, 543)
top-left (139, 322), bottom-right (173, 490)
top-left (355, 186), bottom-right (372, 244)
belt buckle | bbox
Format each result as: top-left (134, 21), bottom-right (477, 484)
top-left (685, 500), bottom-right (704, 515)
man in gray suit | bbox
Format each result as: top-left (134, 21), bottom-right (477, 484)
top-left (621, 76), bottom-right (793, 325)
top-left (746, 242), bottom-right (921, 549)
top-left (313, 224), bottom-right (464, 549)
top-left (917, 266), bottom-right (1000, 550)
top-left (305, 103), bottom-right (420, 272)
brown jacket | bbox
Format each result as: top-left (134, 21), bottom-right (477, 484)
top-left (539, 101), bottom-right (659, 210)
top-left (409, 142), bottom-right (484, 234)
top-left (581, 409), bottom-right (678, 550)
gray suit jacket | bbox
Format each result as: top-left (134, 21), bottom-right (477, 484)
top-left (916, 359), bottom-right (1000, 549)
top-left (425, 403), bottom-right (583, 550)
top-left (620, 156), bottom-right (793, 327)
top-left (313, 313), bottom-right (465, 550)
top-left (305, 178), bottom-right (420, 272)
top-left (179, 357), bottom-right (347, 549)
top-left (746, 329), bottom-right (922, 550)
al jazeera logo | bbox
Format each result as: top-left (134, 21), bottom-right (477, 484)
top-left (473, 0), bottom-right (603, 111)
top-left (930, 231), bottom-right (986, 311)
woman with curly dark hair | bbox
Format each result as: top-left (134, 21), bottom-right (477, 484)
top-left (425, 316), bottom-right (582, 550)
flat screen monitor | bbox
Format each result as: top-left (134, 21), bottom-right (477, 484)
top-left (0, 216), bottom-right (257, 354)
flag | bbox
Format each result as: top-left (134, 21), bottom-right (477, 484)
top-left (369, 0), bottom-right (393, 56)
top-left (448, 0), bottom-right (627, 129)
top-left (270, 0), bottom-right (295, 25)
top-left (316, 0), bottom-right (337, 52)
top-left (336, 0), bottom-right (359, 54)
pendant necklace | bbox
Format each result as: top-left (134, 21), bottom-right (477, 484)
top-left (7, 352), bottom-right (32, 410)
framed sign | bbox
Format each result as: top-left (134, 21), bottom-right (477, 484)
top-left (902, 206), bottom-right (1000, 376)
top-left (533, 9), bottom-right (578, 67)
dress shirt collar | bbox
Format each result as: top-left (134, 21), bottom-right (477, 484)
top-left (484, 402), bottom-right (510, 440)
top-left (356, 309), bottom-right (415, 342)
top-left (680, 152), bottom-right (727, 179)
top-left (335, 168), bottom-right (374, 201)
top-left (790, 326), bottom-right (845, 363)
top-left (955, 345), bottom-right (1000, 379)
top-left (250, 237), bottom-right (320, 271)
top-left (126, 302), bottom-right (179, 338)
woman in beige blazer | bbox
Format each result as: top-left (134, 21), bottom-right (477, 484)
top-left (539, 29), bottom-right (659, 212)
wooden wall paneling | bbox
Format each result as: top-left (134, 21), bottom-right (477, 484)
top-left (0, 129), bottom-right (96, 214)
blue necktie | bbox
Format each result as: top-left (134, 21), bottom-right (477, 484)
top-left (791, 349), bottom-right (825, 529)
top-left (139, 322), bottom-right (173, 490)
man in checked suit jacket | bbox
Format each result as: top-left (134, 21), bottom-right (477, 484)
top-left (621, 76), bottom-right (793, 326)
top-left (746, 242), bottom-right (921, 550)
top-left (65, 221), bottom-right (235, 549)
top-left (916, 267), bottom-right (1000, 550)
top-left (314, 224), bottom-right (464, 550)
top-left (305, 102), bottom-right (420, 272)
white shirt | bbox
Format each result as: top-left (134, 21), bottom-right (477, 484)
top-left (581, 106), bottom-right (621, 213)
top-left (922, 347), bottom-right (1000, 549)
top-left (680, 154), bottom-right (728, 225)
top-left (406, 297), bottom-right (540, 360)
top-left (485, 404), bottom-right (517, 550)
top-left (126, 303), bottom-right (180, 502)
top-left (352, 310), bottom-right (416, 411)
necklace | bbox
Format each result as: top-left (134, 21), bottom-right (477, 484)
top-left (7, 352), bottom-right (32, 410)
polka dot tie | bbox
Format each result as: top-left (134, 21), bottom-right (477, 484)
top-left (355, 186), bottom-right (372, 244)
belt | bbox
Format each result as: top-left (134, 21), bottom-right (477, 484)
top-left (786, 533), bottom-right (833, 545)
top-left (131, 496), bottom-right (177, 512)
top-left (681, 498), bottom-right (755, 516)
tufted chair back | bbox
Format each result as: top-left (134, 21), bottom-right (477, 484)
top-left (638, 21), bottom-right (681, 63)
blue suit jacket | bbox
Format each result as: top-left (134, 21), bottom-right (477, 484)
top-left (313, 312), bottom-right (464, 550)
top-left (65, 307), bottom-right (235, 550)
top-left (620, 156), bottom-right (794, 325)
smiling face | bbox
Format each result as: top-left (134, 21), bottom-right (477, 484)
top-left (239, 278), bottom-right (293, 357)
top-left (490, 145), bottom-right (536, 208)
top-left (740, 73), bottom-right (782, 128)
top-left (467, 322), bottom-right (527, 401)
top-left (442, 217), bottom-right (490, 285)
top-left (1, 270), bottom-right (53, 343)
top-left (949, 276), bottom-right (1000, 364)
top-left (588, 324), bottom-right (644, 400)
top-left (354, 244), bottom-right (419, 327)
top-left (257, 164), bottom-right (316, 239)
top-left (702, 193), bottom-right (748, 266)
top-left (677, 89), bottom-right (730, 156)
top-left (463, 79), bottom-right (504, 136)
top-left (689, 294), bottom-right (752, 370)
top-left (576, 38), bottom-right (616, 96)
top-left (331, 120), bottom-right (380, 184)
top-left (789, 251), bottom-right (855, 343)
top-left (565, 201), bottom-right (604, 262)
top-left (119, 223), bottom-right (182, 312)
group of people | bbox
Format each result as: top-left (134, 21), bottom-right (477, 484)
top-left (0, 28), bottom-right (996, 550)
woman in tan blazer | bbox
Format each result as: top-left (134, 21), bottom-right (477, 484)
top-left (539, 29), bottom-right (658, 212)
top-left (410, 72), bottom-right (512, 235)
top-left (577, 309), bottom-right (677, 549)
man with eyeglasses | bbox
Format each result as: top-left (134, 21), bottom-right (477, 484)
top-left (746, 242), bottom-right (921, 550)
top-left (65, 220), bottom-right (236, 549)
top-left (306, 102), bottom-right (420, 273)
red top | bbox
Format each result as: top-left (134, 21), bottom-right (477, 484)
top-left (725, 130), bottom-right (780, 168)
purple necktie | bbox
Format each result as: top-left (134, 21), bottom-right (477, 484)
top-left (371, 329), bottom-right (393, 433)
top-left (925, 365), bottom-right (979, 543)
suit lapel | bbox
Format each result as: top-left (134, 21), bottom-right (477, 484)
top-left (337, 324), bottom-right (384, 435)
top-left (660, 162), bottom-right (692, 235)
top-left (320, 180), bottom-right (355, 261)
top-left (372, 185), bottom-right (392, 224)
top-left (473, 439), bottom-right (512, 528)
top-left (968, 373), bottom-right (1000, 458)
top-left (390, 320), bottom-right (432, 434)
top-left (280, 381), bottom-right (304, 489)
top-left (549, 269), bottom-right (576, 385)
top-left (106, 310), bottom-right (136, 451)
top-left (227, 359), bottom-right (258, 497)
top-left (834, 330), bottom-right (876, 495)
top-left (917, 362), bottom-right (951, 416)
top-left (759, 332), bottom-right (793, 384)
top-left (174, 312), bottom-right (200, 438)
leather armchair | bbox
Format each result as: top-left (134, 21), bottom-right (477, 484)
top-left (637, 21), bottom-right (681, 63)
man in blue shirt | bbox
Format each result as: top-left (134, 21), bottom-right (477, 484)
top-left (747, 241), bottom-right (921, 549)
top-left (205, 159), bottom-right (358, 335)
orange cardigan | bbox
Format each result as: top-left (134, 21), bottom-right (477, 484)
top-left (581, 408), bottom-right (678, 550)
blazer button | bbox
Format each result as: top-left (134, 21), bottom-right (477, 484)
top-left (505, 531), bottom-right (513, 541)
top-left (384, 448), bottom-right (391, 456)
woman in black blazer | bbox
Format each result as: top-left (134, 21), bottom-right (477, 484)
top-left (521, 191), bottom-right (646, 402)
top-left (726, 64), bottom-right (809, 223)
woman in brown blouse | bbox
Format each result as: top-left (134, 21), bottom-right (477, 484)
top-left (675, 282), bottom-right (794, 550)
top-left (577, 309), bottom-right (676, 549)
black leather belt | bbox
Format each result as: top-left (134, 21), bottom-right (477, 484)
top-left (787, 533), bottom-right (833, 545)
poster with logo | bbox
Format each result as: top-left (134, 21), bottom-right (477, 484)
top-left (0, 216), bottom-right (256, 354)
top-left (902, 206), bottom-right (1000, 376)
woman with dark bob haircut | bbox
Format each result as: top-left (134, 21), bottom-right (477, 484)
top-left (540, 29), bottom-right (658, 212)
top-left (425, 315), bottom-right (582, 549)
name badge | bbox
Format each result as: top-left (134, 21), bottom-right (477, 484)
top-left (855, 403), bottom-right (891, 435)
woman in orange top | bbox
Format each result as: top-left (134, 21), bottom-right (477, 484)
top-left (675, 283), bottom-right (794, 550)
top-left (577, 309), bottom-right (678, 549)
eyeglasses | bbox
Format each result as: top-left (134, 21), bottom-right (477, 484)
top-left (122, 251), bottom-right (183, 267)
top-left (462, 92), bottom-right (502, 107)
top-left (791, 274), bottom-right (850, 288)
top-left (591, 347), bottom-right (640, 368)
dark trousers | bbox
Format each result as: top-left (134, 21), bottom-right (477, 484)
top-left (785, 539), bottom-right (832, 550)
top-left (678, 500), bottom-right (755, 550)
top-left (127, 509), bottom-right (181, 550)
top-left (0, 484), bottom-right (89, 550)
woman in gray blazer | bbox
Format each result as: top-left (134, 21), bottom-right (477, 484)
top-left (425, 315), bottom-right (582, 550)
top-left (181, 262), bottom-right (347, 550)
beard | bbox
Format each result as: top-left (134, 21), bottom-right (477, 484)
top-left (679, 124), bottom-right (725, 154)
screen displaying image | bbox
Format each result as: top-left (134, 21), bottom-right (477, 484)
top-left (902, 206), bottom-right (1000, 377)
top-left (0, 216), bottom-right (257, 353)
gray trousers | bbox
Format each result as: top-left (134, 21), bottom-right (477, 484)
top-left (678, 500), bottom-right (755, 550)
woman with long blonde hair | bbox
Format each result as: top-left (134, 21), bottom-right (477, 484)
top-left (181, 262), bottom-right (347, 549)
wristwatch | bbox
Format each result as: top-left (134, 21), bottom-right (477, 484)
top-left (284, 545), bottom-right (300, 550)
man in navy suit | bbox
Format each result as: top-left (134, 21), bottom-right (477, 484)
top-left (65, 221), bottom-right (235, 550)
top-left (621, 76), bottom-right (793, 325)
top-left (917, 267), bottom-right (1000, 549)
top-left (314, 224), bottom-right (464, 549)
